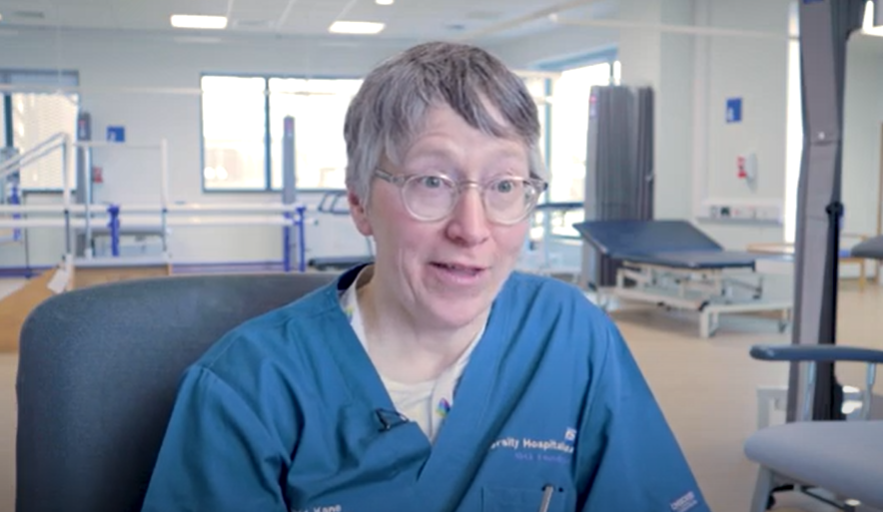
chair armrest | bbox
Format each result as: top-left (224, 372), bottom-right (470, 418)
top-left (750, 344), bottom-right (883, 365)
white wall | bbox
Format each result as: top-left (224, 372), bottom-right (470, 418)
top-left (656, 0), bottom-right (696, 220)
top-left (842, 34), bottom-right (883, 240)
top-left (687, 0), bottom-right (791, 249)
top-left (0, 31), bottom-right (408, 267)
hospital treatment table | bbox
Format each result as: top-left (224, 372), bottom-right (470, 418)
top-left (573, 220), bottom-right (793, 338)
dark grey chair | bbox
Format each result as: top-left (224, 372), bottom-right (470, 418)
top-left (15, 272), bottom-right (338, 512)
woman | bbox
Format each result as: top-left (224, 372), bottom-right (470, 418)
top-left (142, 41), bottom-right (709, 512)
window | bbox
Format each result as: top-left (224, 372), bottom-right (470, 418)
top-left (784, 38), bottom-right (802, 243)
top-left (547, 61), bottom-right (615, 203)
top-left (201, 76), bottom-right (268, 190)
top-left (522, 75), bottom-right (551, 178)
top-left (200, 75), bottom-right (362, 191)
top-left (201, 74), bottom-right (556, 192)
top-left (1, 69), bottom-right (79, 191)
top-left (784, 2), bottom-right (804, 243)
top-left (268, 78), bottom-right (363, 190)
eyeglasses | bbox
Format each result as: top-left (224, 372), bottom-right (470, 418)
top-left (374, 168), bottom-right (547, 225)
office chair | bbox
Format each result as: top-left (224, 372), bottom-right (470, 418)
top-left (15, 272), bottom-right (337, 512)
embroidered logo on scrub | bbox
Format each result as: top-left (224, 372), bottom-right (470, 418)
top-left (436, 398), bottom-right (451, 417)
top-left (292, 505), bottom-right (342, 512)
top-left (488, 427), bottom-right (578, 465)
top-left (670, 491), bottom-right (699, 512)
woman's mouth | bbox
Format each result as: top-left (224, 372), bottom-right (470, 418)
top-left (430, 262), bottom-right (487, 278)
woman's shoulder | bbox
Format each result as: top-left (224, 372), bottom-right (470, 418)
top-left (499, 271), bottom-right (623, 351)
top-left (503, 271), bottom-right (608, 317)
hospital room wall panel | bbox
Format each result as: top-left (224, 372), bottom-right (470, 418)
top-left (703, 0), bottom-right (789, 203)
top-left (0, 31), bottom-right (407, 266)
top-left (688, 0), bottom-right (791, 260)
top-left (655, 0), bottom-right (696, 221)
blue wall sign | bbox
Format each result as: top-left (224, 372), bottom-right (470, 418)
top-left (107, 126), bottom-right (126, 142)
top-left (726, 98), bottom-right (742, 124)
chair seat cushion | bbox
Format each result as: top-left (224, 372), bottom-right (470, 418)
top-left (744, 420), bottom-right (883, 508)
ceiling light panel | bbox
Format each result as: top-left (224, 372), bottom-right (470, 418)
top-left (328, 21), bottom-right (385, 34)
top-left (170, 14), bottom-right (228, 29)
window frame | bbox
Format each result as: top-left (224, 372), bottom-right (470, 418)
top-left (1, 69), bottom-right (80, 193)
top-left (528, 48), bottom-right (620, 205)
top-left (198, 72), bottom-right (363, 194)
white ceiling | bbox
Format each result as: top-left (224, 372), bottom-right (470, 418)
top-left (0, 0), bottom-right (619, 43)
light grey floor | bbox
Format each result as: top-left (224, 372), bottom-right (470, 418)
top-left (0, 277), bottom-right (879, 512)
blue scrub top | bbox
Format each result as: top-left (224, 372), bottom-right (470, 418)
top-left (141, 266), bottom-right (710, 512)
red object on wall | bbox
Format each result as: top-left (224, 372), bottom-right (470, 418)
top-left (92, 166), bottom-right (103, 184)
top-left (737, 156), bottom-right (747, 179)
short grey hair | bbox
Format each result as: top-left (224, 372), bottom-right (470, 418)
top-left (344, 41), bottom-right (548, 204)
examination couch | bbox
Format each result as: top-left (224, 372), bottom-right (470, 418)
top-left (15, 271), bottom-right (337, 512)
top-left (744, 234), bottom-right (883, 512)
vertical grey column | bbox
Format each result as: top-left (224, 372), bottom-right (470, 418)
top-left (75, 112), bottom-right (91, 257)
top-left (582, 86), bottom-right (603, 290)
top-left (788, 0), bottom-right (865, 423)
top-left (282, 116), bottom-right (297, 271)
top-left (282, 116), bottom-right (296, 205)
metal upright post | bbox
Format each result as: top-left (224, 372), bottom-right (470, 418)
top-left (76, 112), bottom-right (92, 258)
top-left (787, 0), bottom-right (866, 423)
top-left (282, 116), bottom-right (297, 272)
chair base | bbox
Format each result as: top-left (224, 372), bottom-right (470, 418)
top-left (750, 468), bottom-right (862, 512)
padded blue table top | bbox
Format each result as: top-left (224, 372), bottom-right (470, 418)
top-left (573, 220), bottom-right (723, 254)
top-left (573, 220), bottom-right (789, 270)
top-left (616, 250), bottom-right (762, 269)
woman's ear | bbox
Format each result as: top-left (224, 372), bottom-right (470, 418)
top-left (348, 190), bottom-right (373, 237)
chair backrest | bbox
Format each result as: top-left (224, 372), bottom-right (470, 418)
top-left (15, 272), bottom-right (338, 512)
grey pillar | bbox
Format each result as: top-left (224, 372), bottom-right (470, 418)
top-left (75, 112), bottom-right (91, 257)
top-left (788, 0), bottom-right (866, 423)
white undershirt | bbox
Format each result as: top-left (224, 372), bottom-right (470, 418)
top-left (339, 266), bottom-right (484, 443)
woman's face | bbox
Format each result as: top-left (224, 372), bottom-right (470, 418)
top-left (349, 103), bottom-right (532, 331)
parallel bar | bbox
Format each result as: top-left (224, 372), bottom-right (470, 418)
top-left (0, 203), bottom-right (304, 214)
top-left (73, 142), bottom-right (163, 150)
top-left (0, 215), bottom-right (296, 228)
top-left (0, 204), bottom-right (87, 214)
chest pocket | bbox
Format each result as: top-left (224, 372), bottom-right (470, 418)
top-left (481, 486), bottom-right (569, 512)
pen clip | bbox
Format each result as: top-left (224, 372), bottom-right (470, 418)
top-left (538, 484), bottom-right (555, 512)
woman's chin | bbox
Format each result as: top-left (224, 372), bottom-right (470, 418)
top-left (418, 295), bottom-right (493, 331)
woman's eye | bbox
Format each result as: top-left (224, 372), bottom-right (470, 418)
top-left (420, 176), bottom-right (443, 188)
top-left (494, 179), bottom-right (516, 193)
